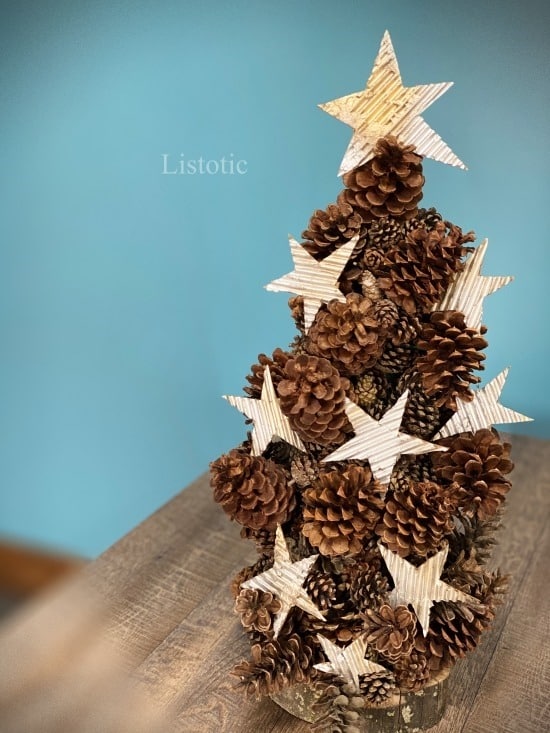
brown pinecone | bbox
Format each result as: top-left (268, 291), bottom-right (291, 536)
top-left (306, 293), bottom-right (388, 376)
top-left (359, 670), bottom-right (397, 705)
top-left (302, 201), bottom-right (364, 259)
top-left (232, 632), bottom-right (316, 698)
top-left (360, 271), bottom-right (382, 301)
top-left (303, 465), bottom-right (385, 557)
top-left (235, 588), bottom-right (282, 634)
top-left (372, 298), bottom-right (399, 330)
top-left (367, 217), bottom-right (404, 250)
top-left (404, 207), bottom-right (443, 234)
top-left (391, 310), bottom-right (421, 345)
top-left (374, 342), bottom-right (415, 375)
top-left (244, 348), bottom-right (291, 398)
top-left (416, 311), bottom-right (488, 410)
top-left (346, 564), bottom-right (390, 612)
top-left (291, 452), bottom-right (320, 488)
top-left (239, 526), bottom-right (276, 554)
top-left (306, 571), bottom-right (338, 611)
top-left (393, 646), bottom-right (432, 692)
top-left (312, 677), bottom-right (364, 733)
top-left (352, 371), bottom-right (390, 412)
top-left (378, 220), bottom-right (474, 314)
top-left (376, 481), bottom-right (458, 558)
top-left (364, 604), bottom-right (416, 663)
top-left (447, 510), bottom-right (503, 569)
top-left (433, 429), bottom-right (513, 520)
top-left (276, 355), bottom-right (352, 446)
top-left (400, 386), bottom-right (441, 439)
top-left (210, 450), bottom-right (295, 530)
top-left (362, 247), bottom-right (385, 273)
top-left (289, 295), bottom-right (306, 333)
top-left (339, 136), bottom-right (424, 222)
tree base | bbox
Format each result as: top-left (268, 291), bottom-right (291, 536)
top-left (270, 668), bottom-right (450, 732)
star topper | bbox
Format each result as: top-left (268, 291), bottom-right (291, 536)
top-left (314, 634), bottom-right (389, 692)
top-left (433, 239), bottom-right (513, 331)
top-left (319, 31), bottom-right (465, 176)
top-left (379, 543), bottom-right (480, 636)
top-left (436, 368), bottom-right (532, 439)
top-left (322, 392), bottom-right (447, 488)
top-left (265, 234), bottom-right (358, 333)
top-left (224, 366), bottom-right (306, 455)
top-left (241, 525), bottom-right (325, 638)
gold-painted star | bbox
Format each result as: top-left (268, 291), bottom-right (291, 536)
top-left (319, 30), bottom-right (465, 176)
top-left (224, 366), bottom-right (305, 455)
top-left (433, 239), bottom-right (513, 331)
top-left (314, 634), bottom-right (389, 692)
top-left (241, 525), bottom-right (325, 638)
top-left (379, 543), bottom-right (479, 636)
top-left (322, 392), bottom-right (447, 488)
top-left (435, 368), bottom-right (533, 439)
top-left (265, 235), bottom-right (358, 333)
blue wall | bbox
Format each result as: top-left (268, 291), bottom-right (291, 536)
top-left (1, 0), bottom-right (549, 557)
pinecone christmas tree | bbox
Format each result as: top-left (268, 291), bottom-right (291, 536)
top-left (210, 31), bottom-right (532, 732)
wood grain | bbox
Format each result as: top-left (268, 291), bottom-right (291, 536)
top-left (0, 434), bottom-right (548, 732)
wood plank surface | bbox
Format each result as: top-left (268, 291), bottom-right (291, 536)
top-left (0, 433), bottom-right (548, 732)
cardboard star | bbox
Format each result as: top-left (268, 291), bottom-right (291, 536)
top-left (379, 543), bottom-right (479, 636)
top-left (265, 235), bottom-right (358, 332)
top-left (314, 634), bottom-right (389, 692)
top-left (322, 392), bottom-right (447, 488)
top-left (224, 366), bottom-right (305, 455)
top-left (436, 368), bottom-right (533, 439)
top-left (241, 525), bottom-right (325, 638)
top-left (319, 30), bottom-right (465, 176)
top-left (433, 239), bottom-right (513, 331)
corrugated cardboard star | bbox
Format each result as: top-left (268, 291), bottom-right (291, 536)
top-left (314, 634), bottom-right (389, 691)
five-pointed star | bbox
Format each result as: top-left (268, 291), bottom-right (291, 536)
top-left (379, 543), bottom-right (479, 636)
top-left (265, 235), bottom-right (358, 333)
top-left (319, 30), bottom-right (465, 176)
top-left (224, 366), bottom-right (305, 455)
top-left (435, 368), bottom-right (532, 439)
top-left (433, 239), bottom-right (513, 331)
top-left (322, 392), bottom-right (447, 488)
top-left (314, 634), bottom-right (389, 692)
top-left (241, 525), bottom-right (325, 638)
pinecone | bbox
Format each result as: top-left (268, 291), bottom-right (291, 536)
top-left (210, 450), bottom-right (295, 530)
top-left (231, 555), bottom-right (272, 598)
top-left (232, 632), bottom-right (316, 698)
top-left (312, 677), bottom-right (364, 733)
top-left (372, 298), bottom-right (399, 330)
top-left (376, 481), bottom-right (458, 558)
top-left (447, 511), bottom-right (503, 568)
top-left (240, 526), bottom-right (276, 554)
top-left (393, 646), bottom-right (431, 692)
top-left (339, 136), bottom-right (424, 222)
top-left (361, 271), bottom-right (382, 302)
top-left (374, 343), bottom-right (415, 375)
top-left (359, 670), bottom-right (397, 705)
top-left (276, 355), bottom-right (352, 446)
top-left (362, 247), bottom-right (385, 273)
top-left (390, 310), bottom-right (421, 345)
top-left (347, 565), bottom-right (390, 612)
top-left (367, 217), bottom-right (404, 250)
top-left (433, 429), bottom-right (513, 519)
top-left (306, 571), bottom-right (338, 611)
top-left (416, 311), bottom-right (488, 410)
top-left (352, 371), bottom-right (390, 411)
top-left (244, 348), bottom-right (291, 398)
top-left (378, 220), bottom-right (474, 314)
top-left (291, 452), bottom-right (320, 488)
top-left (289, 334), bottom-right (308, 356)
top-left (289, 295), bottom-right (306, 333)
top-left (235, 588), bottom-right (282, 634)
top-left (363, 604), bottom-right (416, 663)
top-left (302, 201), bottom-right (364, 259)
top-left (306, 293), bottom-right (388, 376)
top-left (303, 465), bottom-right (385, 557)
top-left (400, 385), bottom-right (441, 439)
top-left (404, 207), bottom-right (443, 234)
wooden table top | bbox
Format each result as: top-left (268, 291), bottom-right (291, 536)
top-left (0, 433), bottom-right (549, 732)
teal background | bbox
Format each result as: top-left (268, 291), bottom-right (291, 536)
top-left (1, 0), bottom-right (549, 557)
